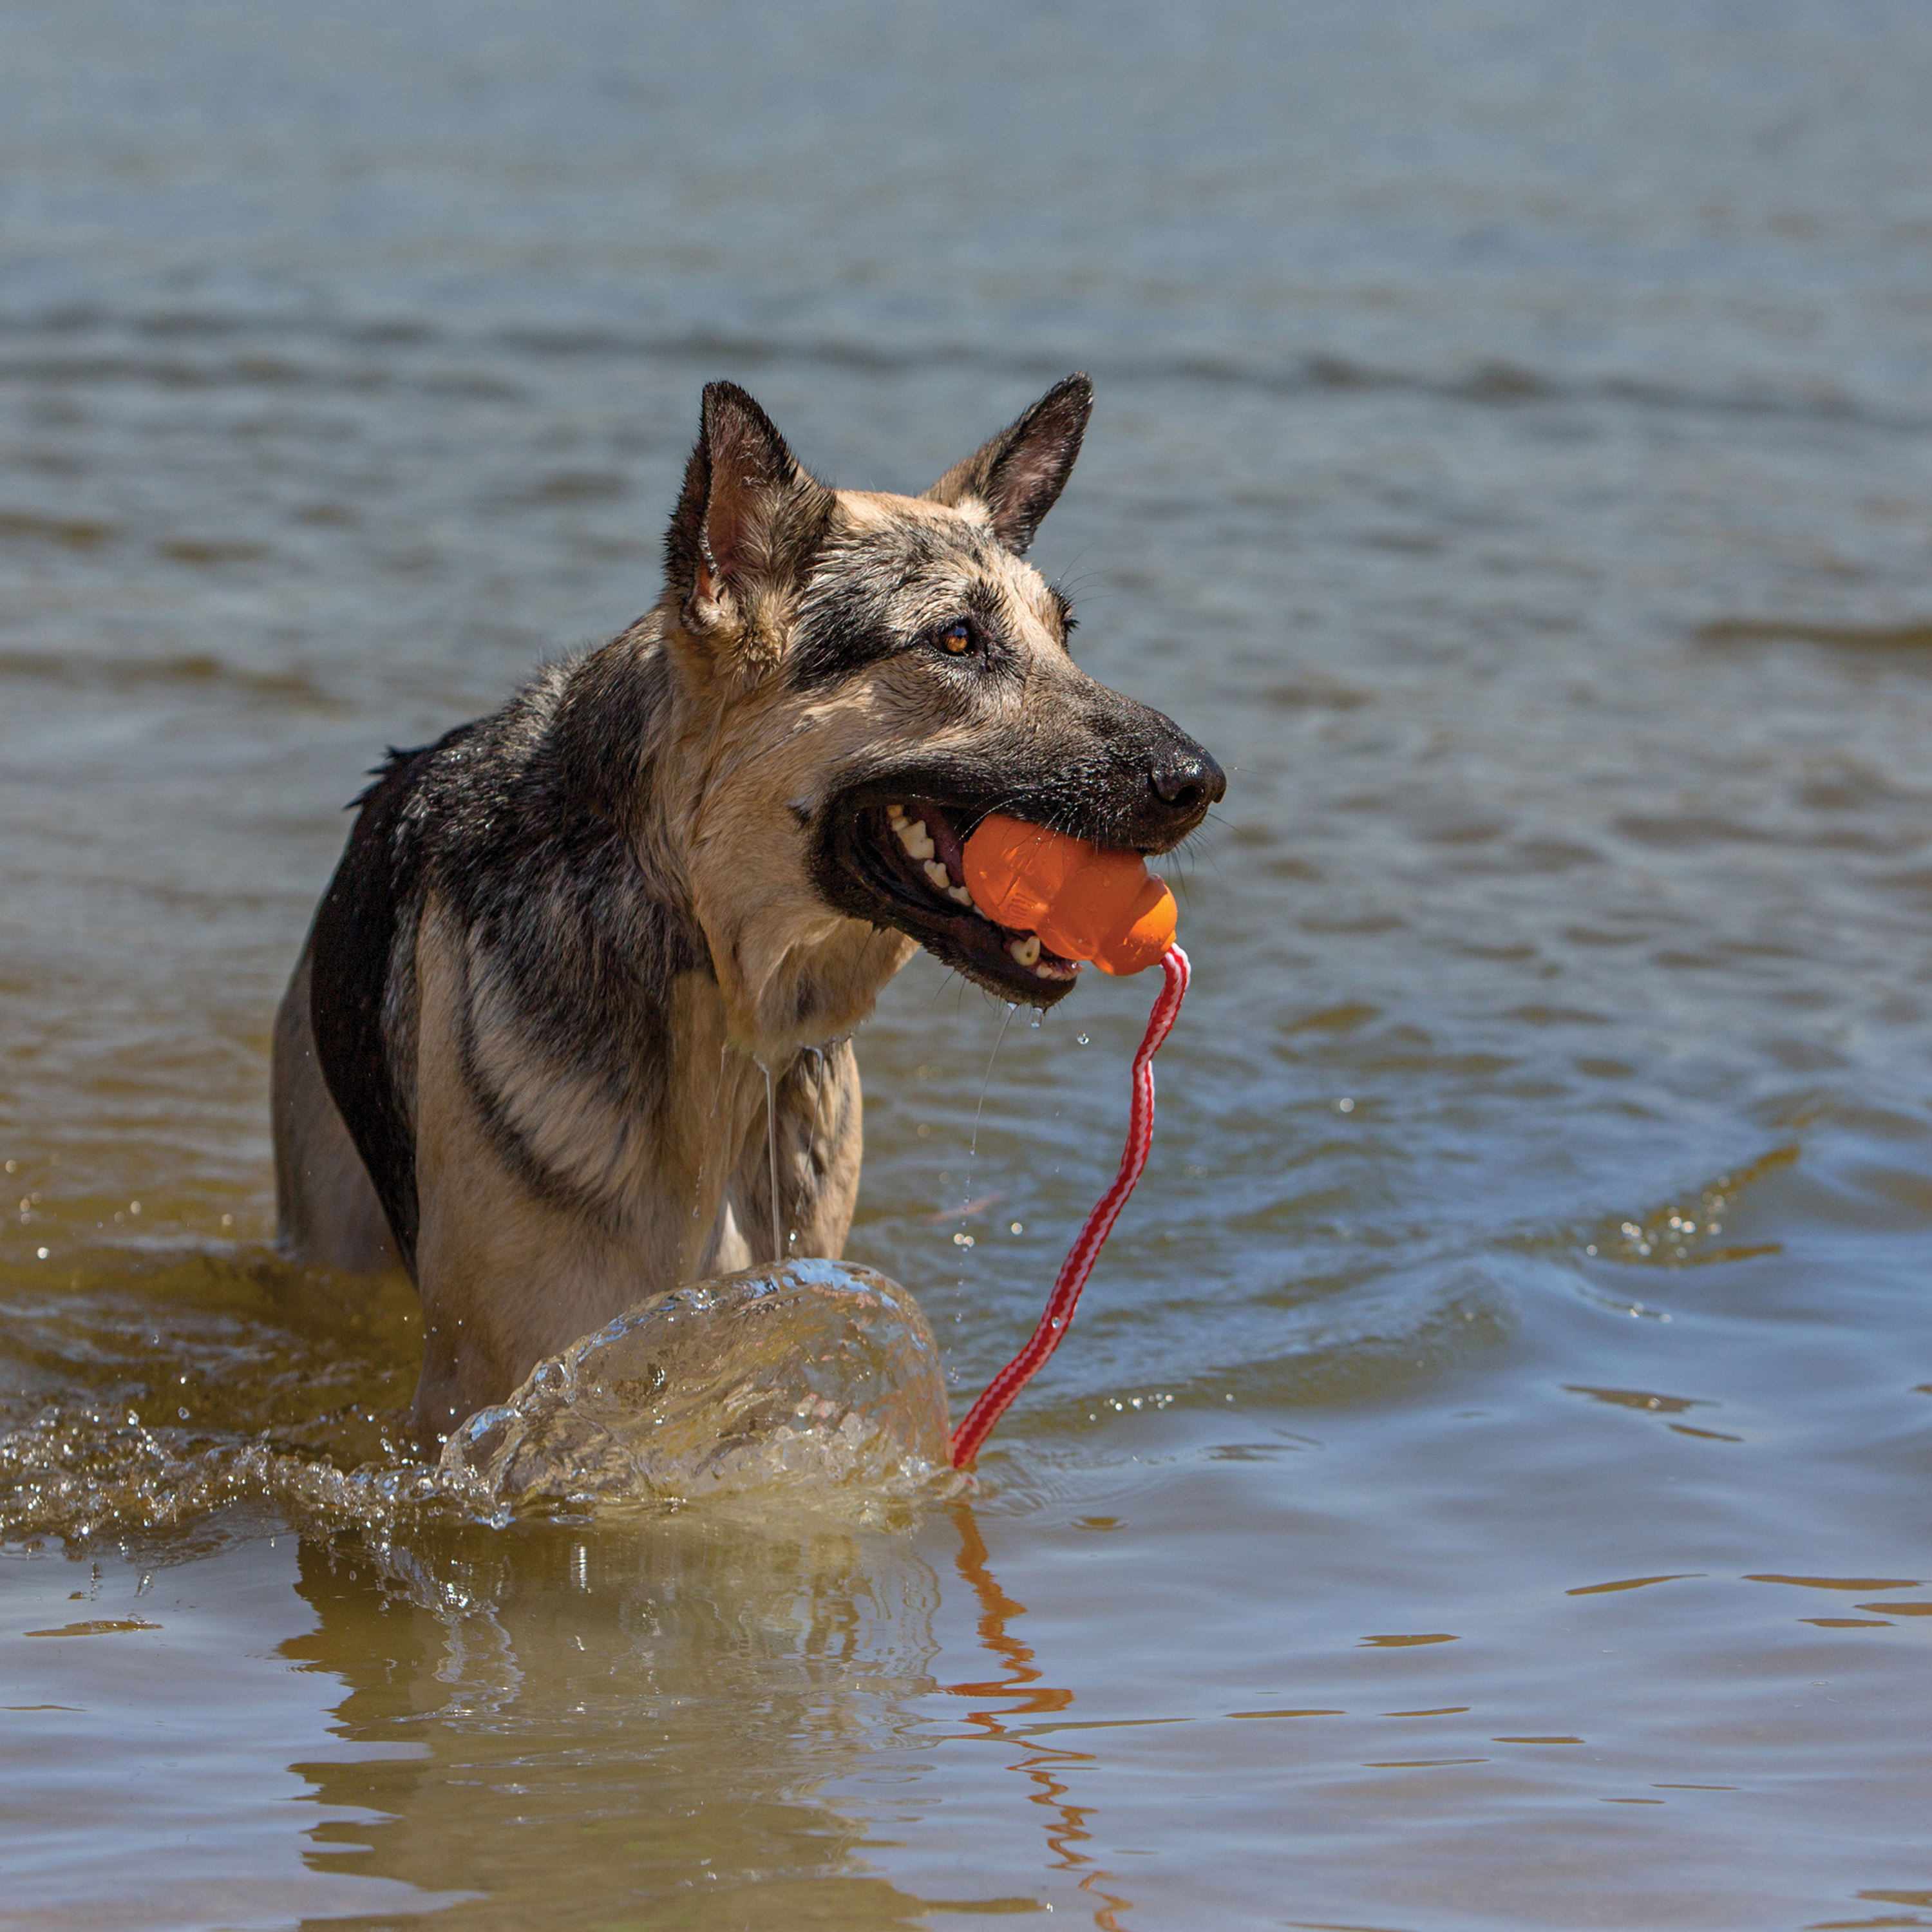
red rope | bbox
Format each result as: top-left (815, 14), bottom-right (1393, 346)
top-left (949, 943), bottom-right (1191, 1469)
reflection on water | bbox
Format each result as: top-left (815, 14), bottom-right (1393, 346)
top-left (274, 1512), bottom-right (960, 1930)
top-left (6, 0), bottom-right (1932, 1924)
top-left (944, 1506), bottom-right (1128, 1926)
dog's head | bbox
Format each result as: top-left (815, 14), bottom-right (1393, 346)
top-left (654, 377), bottom-right (1224, 1043)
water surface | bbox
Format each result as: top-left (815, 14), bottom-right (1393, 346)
top-left (5, 3), bottom-right (1932, 1926)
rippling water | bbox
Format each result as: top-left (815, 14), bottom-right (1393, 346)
top-left (5, 3), bottom-right (1932, 1926)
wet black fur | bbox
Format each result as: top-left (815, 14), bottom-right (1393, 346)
top-left (308, 737), bottom-right (449, 1267)
top-left (310, 654), bottom-right (705, 1268)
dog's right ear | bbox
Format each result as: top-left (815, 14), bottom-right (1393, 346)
top-left (665, 382), bottom-right (829, 647)
top-left (924, 374), bottom-right (1093, 556)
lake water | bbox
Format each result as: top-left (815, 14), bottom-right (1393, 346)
top-left (5, 2), bottom-right (1932, 1926)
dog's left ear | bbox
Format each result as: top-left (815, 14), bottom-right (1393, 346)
top-left (925, 374), bottom-right (1093, 556)
top-left (666, 381), bottom-right (831, 646)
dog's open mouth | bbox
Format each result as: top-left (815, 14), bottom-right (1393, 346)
top-left (826, 793), bottom-right (1084, 1005)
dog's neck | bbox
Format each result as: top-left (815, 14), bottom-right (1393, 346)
top-left (569, 610), bottom-right (914, 1068)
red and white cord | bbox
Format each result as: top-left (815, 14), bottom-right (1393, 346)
top-left (949, 943), bottom-right (1191, 1468)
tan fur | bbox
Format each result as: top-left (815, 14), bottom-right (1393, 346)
top-left (404, 896), bottom-right (867, 1435)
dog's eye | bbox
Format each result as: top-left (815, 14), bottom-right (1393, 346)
top-left (936, 619), bottom-right (976, 657)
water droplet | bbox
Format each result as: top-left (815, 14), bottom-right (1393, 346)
top-left (1029, 1011), bottom-right (1042, 1028)
top-left (1336, 1097), bottom-right (1355, 1113)
top-left (1076, 1032), bottom-right (1090, 1046)
top-left (1009, 1221), bottom-right (1023, 1235)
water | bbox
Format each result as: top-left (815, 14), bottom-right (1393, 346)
top-left (5, 0), bottom-right (1932, 1924)
top-left (440, 1262), bottom-right (953, 1510)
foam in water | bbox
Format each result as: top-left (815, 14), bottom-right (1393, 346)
top-left (439, 1261), bottom-right (956, 1506)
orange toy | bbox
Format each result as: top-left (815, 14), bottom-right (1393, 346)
top-left (963, 815), bottom-right (1177, 976)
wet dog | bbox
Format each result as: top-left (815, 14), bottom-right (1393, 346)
top-left (271, 376), bottom-right (1224, 1441)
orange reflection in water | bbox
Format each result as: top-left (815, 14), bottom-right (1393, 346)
top-left (946, 1501), bottom-right (1135, 1931)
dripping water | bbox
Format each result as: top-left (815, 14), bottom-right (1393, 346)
top-left (949, 1001), bottom-right (1021, 1373)
top-left (970, 1004), bottom-right (1019, 1169)
top-left (693, 1041), bottom-right (746, 1272)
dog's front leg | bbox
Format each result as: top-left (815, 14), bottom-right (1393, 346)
top-left (692, 1037), bottom-right (865, 1276)
top-left (406, 912), bottom-right (674, 1442)
top-left (753, 1038), bottom-right (865, 1266)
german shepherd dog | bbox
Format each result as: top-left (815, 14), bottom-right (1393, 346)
top-left (271, 376), bottom-right (1224, 1444)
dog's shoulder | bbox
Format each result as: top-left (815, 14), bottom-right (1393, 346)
top-left (310, 642), bottom-right (710, 1264)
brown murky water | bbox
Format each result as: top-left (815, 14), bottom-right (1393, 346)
top-left (5, 2), bottom-right (1932, 1926)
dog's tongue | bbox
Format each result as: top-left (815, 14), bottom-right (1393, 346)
top-left (962, 815), bottom-right (1177, 974)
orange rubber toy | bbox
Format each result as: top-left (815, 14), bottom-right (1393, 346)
top-left (962, 815), bottom-right (1177, 974)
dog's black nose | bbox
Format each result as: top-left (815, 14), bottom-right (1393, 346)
top-left (1148, 744), bottom-right (1226, 825)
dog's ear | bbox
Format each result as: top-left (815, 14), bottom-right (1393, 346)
top-left (924, 374), bottom-right (1093, 556)
top-left (666, 382), bottom-right (830, 643)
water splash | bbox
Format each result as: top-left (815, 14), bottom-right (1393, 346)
top-left (0, 1401), bottom-right (498, 1543)
top-left (442, 1262), bottom-right (957, 1510)
top-left (0, 1247), bottom-right (959, 1540)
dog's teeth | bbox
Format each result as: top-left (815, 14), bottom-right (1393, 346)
top-left (947, 884), bottom-right (973, 906)
top-left (887, 802), bottom-right (906, 824)
top-left (922, 858), bottom-right (951, 891)
top-left (1009, 934), bottom-right (1041, 968)
top-left (1034, 964), bottom-right (1057, 978)
top-left (897, 820), bottom-right (936, 861)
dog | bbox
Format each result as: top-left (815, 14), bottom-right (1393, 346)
top-left (270, 375), bottom-right (1224, 1443)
